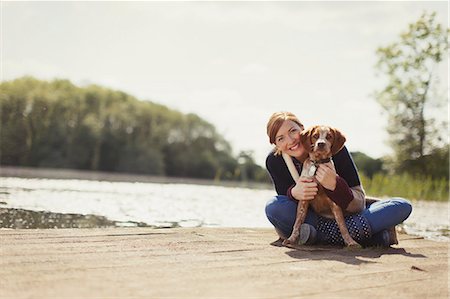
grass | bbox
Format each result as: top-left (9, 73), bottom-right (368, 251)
top-left (360, 173), bottom-right (449, 201)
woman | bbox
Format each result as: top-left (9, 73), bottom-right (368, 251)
top-left (265, 111), bottom-right (412, 247)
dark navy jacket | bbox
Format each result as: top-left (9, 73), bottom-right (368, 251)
top-left (266, 146), bottom-right (361, 197)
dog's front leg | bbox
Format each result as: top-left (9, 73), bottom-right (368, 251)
top-left (283, 200), bottom-right (309, 246)
top-left (330, 203), bottom-right (361, 249)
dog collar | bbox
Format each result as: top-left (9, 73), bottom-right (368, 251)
top-left (311, 157), bottom-right (332, 165)
top-left (307, 157), bottom-right (332, 177)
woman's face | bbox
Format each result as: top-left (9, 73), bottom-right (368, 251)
top-left (274, 120), bottom-right (305, 158)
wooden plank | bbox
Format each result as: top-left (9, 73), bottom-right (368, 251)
top-left (0, 228), bottom-right (448, 299)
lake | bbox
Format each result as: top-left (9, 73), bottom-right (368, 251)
top-left (0, 167), bottom-right (448, 241)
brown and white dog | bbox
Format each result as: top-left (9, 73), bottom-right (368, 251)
top-left (282, 125), bottom-right (361, 248)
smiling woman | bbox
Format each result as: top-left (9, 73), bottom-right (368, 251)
top-left (267, 112), bottom-right (305, 157)
top-left (264, 111), bottom-right (413, 247)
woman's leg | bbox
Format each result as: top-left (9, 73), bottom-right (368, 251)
top-left (265, 195), bottom-right (318, 239)
top-left (266, 196), bottom-right (412, 246)
top-left (361, 197), bottom-right (412, 234)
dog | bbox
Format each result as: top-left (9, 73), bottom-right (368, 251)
top-left (282, 125), bottom-right (361, 248)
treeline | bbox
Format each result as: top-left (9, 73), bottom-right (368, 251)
top-left (0, 77), bottom-right (269, 183)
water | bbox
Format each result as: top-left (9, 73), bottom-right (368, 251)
top-left (0, 176), bottom-right (271, 229)
top-left (0, 170), bottom-right (448, 242)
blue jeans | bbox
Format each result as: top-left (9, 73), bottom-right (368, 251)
top-left (265, 195), bottom-right (412, 239)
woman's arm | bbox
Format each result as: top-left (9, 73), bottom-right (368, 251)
top-left (265, 152), bottom-right (295, 195)
top-left (333, 146), bottom-right (360, 187)
top-left (347, 185), bottom-right (366, 213)
top-left (332, 146), bottom-right (366, 212)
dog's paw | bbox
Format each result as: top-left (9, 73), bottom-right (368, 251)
top-left (282, 237), bottom-right (298, 247)
top-left (344, 242), bottom-right (362, 250)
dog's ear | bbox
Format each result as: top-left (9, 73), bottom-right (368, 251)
top-left (300, 126), bottom-right (315, 153)
top-left (330, 127), bottom-right (346, 155)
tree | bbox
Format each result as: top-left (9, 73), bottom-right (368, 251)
top-left (350, 151), bottom-right (384, 178)
top-left (0, 77), bottom-right (269, 182)
top-left (237, 151), bottom-right (270, 183)
top-left (374, 12), bottom-right (448, 172)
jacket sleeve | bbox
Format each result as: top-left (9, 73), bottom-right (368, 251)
top-left (347, 185), bottom-right (366, 213)
top-left (265, 152), bottom-right (295, 196)
top-left (332, 146), bottom-right (366, 212)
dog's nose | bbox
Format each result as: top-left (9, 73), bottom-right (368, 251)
top-left (317, 142), bottom-right (326, 148)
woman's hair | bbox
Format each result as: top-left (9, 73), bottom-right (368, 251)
top-left (266, 111), bottom-right (304, 145)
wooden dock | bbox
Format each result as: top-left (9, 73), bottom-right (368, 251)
top-left (0, 228), bottom-right (448, 298)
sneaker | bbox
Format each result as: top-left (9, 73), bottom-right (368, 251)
top-left (388, 226), bottom-right (399, 245)
top-left (299, 223), bottom-right (317, 245)
top-left (368, 228), bottom-right (398, 247)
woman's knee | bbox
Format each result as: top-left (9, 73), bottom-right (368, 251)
top-left (362, 197), bottom-right (413, 233)
top-left (265, 195), bottom-right (298, 227)
top-left (265, 195), bottom-right (286, 220)
top-left (390, 197), bottom-right (412, 222)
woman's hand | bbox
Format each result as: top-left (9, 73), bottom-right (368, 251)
top-left (291, 177), bottom-right (318, 201)
top-left (315, 162), bottom-right (337, 191)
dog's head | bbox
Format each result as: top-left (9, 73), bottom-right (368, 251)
top-left (300, 125), bottom-right (346, 160)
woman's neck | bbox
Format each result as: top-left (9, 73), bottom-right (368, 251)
top-left (293, 152), bottom-right (309, 163)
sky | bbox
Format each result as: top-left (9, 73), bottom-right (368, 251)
top-left (2, 1), bottom-right (448, 166)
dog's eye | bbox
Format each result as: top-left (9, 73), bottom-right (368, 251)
top-left (326, 134), bottom-right (332, 140)
top-left (313, 134), bottom-right (319, 139)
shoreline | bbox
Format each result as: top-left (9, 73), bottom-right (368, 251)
top-left (0, 227), bottom-right (448, 298)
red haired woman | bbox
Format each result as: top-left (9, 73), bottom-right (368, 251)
top-left (265, 111), bottom-right (412, 246)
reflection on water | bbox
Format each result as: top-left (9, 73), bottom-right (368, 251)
top-left (0, 167), bottom-right (448, 242)
top-left (0, 208), bottom-right (156, 229)
top-left (0, 173), bottom-right (272, 229)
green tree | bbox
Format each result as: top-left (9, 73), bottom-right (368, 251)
top-left (351, 151), bottom-right (384, 178)
top-left (0, 76), bottom-right (269, 183)
top-left (397, 145), bottom-right (449, 179)
top-left (237, 151), bottom-right (270, 183)
top-left (374, 12), bottom-right (448, 173)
